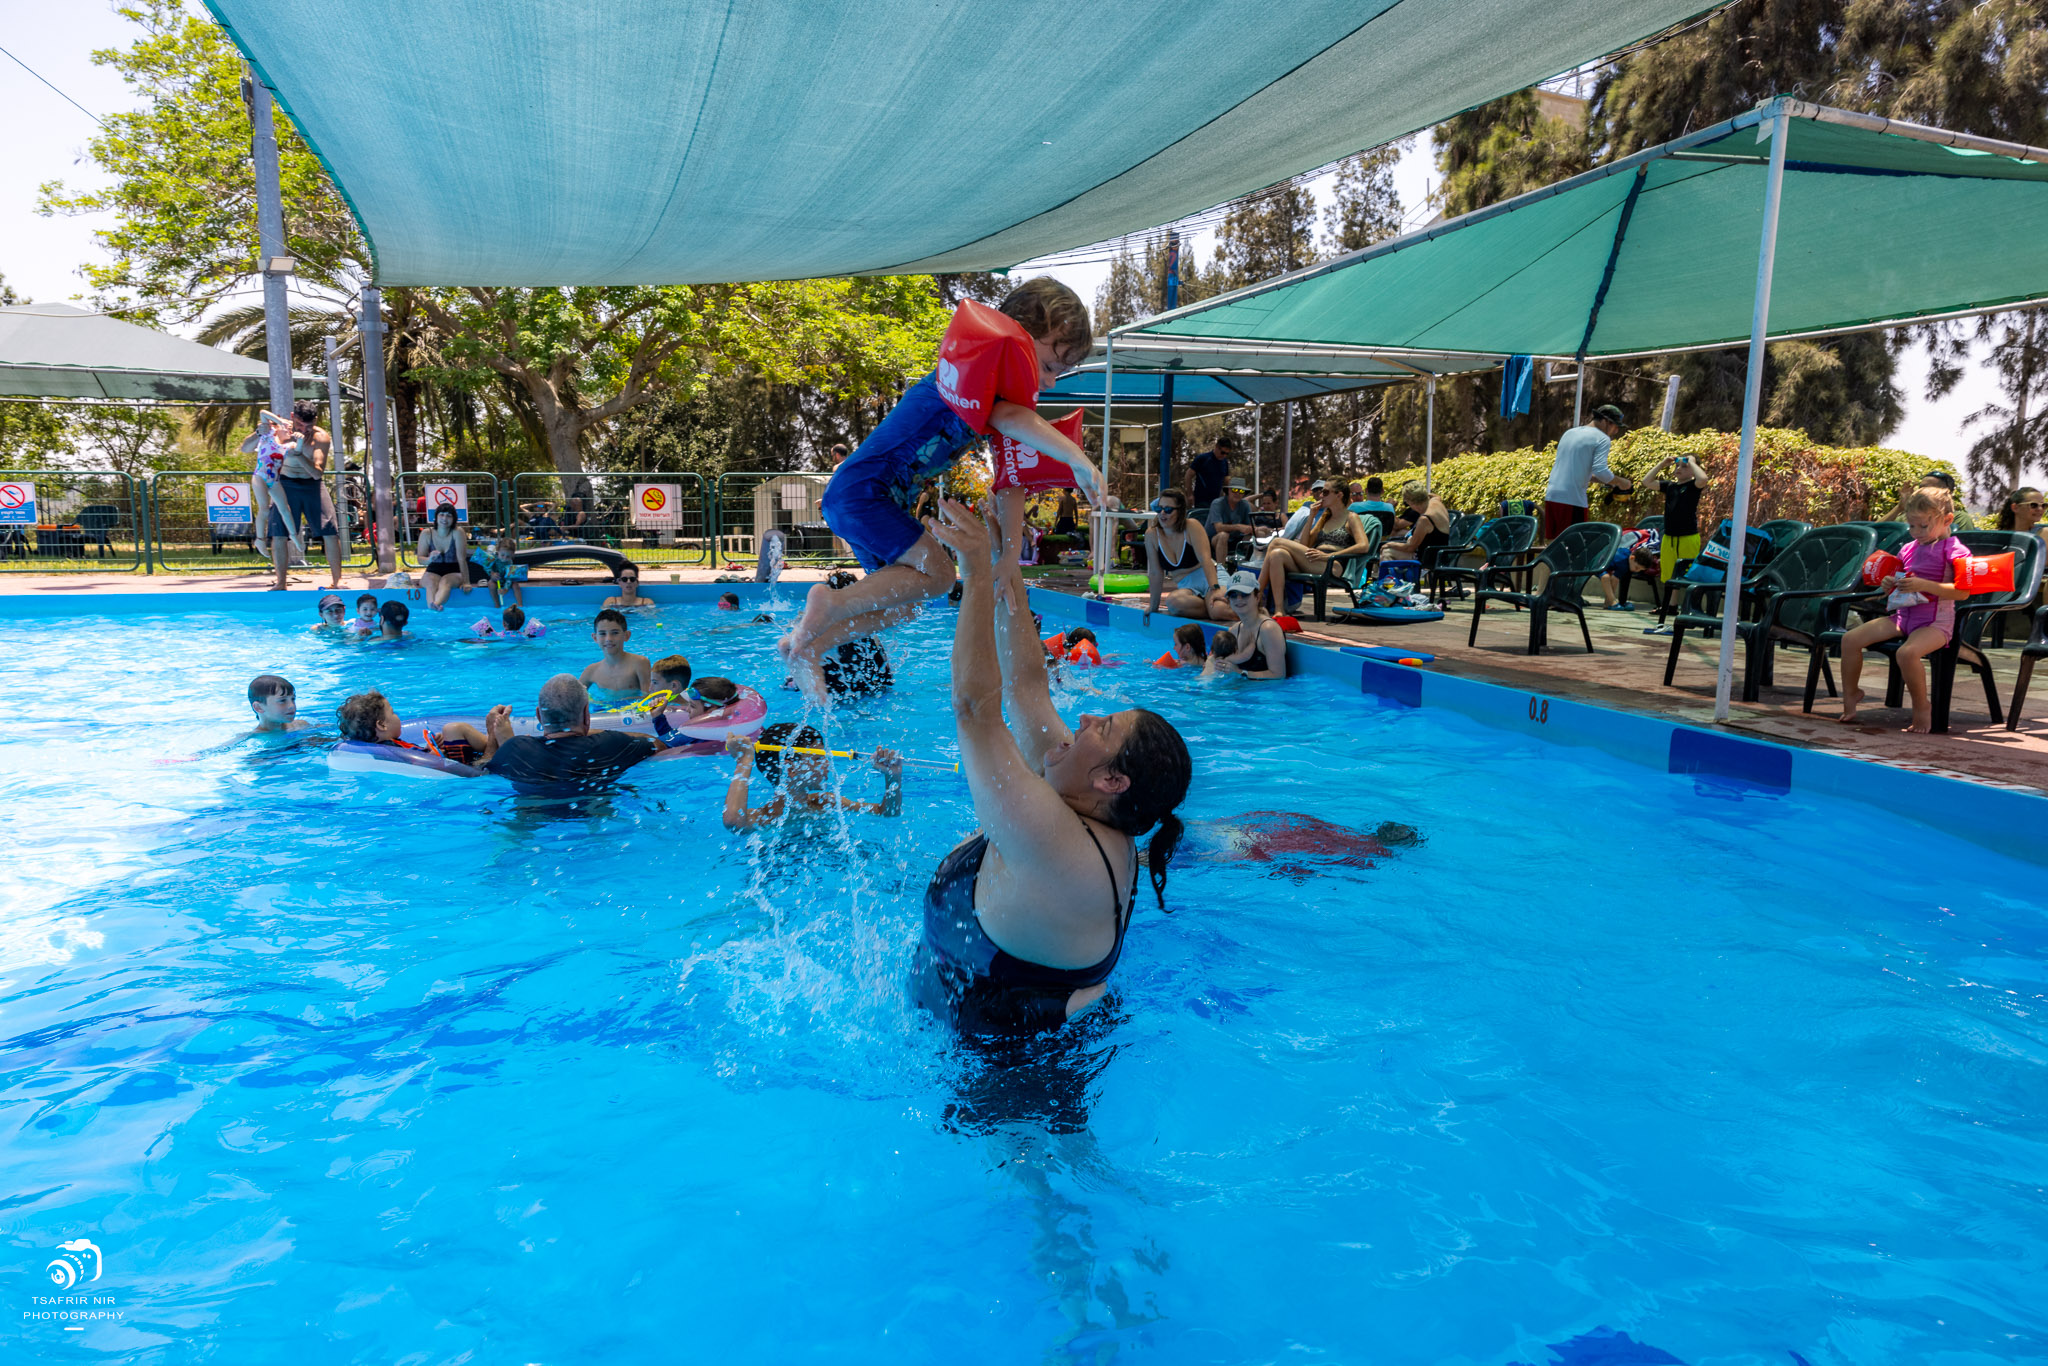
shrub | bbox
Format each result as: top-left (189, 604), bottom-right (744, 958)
top-left (1371, 428), bottom-right (1955, 526)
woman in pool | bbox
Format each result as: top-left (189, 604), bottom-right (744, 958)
top-left (1205, 570), bottom-right (1287, 680)
top-left (415, 505), bottom-right (476, 612)
top-left (914, 498), bottom-right (1191, 1036)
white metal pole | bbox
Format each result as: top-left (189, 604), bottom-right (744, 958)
top-left (1281, 403), bottom-right (1295, 507)
top-left (323, 336), bottom-right (348, 554)
top-left (1713, 103), bottom-right (1790, 722)
top-left (1660, 373), bottom-right (1681, 432)
top-left (1424, 376), bottom-right (1437, 492)
top-left (360, 285), bottom-right (397, 573)
top-left (1573, 368), bottom-right (1585, 427)
top-left (1254, 406), bottom-right (1263, 493)
top-left (1095, 337), bottom-right (1115, 592)
top-left (244, 66), bottom-right (293, 420)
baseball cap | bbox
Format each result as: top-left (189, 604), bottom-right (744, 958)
top-left (1309, 479), bottom-right (1328, 491)
top-left (1222, 569), bottom-right (1260, 596)
top-left (1920, 470), bottom-right (1957, 488)
top-left (1592, 404), bottom-right (1628, 427)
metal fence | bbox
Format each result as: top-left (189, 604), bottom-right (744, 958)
top-left (714, 471), bottom-right (853, 566)
top-left (395, 471), bottom-right (505, 567)
top-left (507, 472), bottom-right (713, 567)
top-left (0, 469), bottom-right (145, 572)
top-left (149, 470), bottom-right (375, 574)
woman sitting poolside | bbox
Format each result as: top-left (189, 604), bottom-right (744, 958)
top-left (912, 499), bottom-right (1191, 1037)
top-left (1379, 481), bottom-right (1452, 564)
top-left (1255, 481), bottom-right (1371, 616)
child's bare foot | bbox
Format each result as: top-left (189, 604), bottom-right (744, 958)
top-left (1905, 708), bottom-right (1934, 734)
top-left (778, 583), bottom-right (832, 658)
top-left (1836, 687), bottom-right (1864, 724)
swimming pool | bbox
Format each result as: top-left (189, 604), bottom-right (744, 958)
top-left (2, 588), bottom-right (2043, 1363)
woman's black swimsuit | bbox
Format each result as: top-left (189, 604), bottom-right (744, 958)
top-left (1156, 531), bottom-right (1200, 575)
top-left (911, 819), bottom-right (1134, 1038)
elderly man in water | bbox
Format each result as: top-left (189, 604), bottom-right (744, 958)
top-left (483, 674), bottom-right (662, 796)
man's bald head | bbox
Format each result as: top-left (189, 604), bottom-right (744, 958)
top-left (535, 674), bottom-right (590, 733)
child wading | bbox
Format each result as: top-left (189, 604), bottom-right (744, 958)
top-left (779, 278), bottom-right (1104, 696)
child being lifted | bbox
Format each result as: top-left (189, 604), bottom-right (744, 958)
top-left (780, 278), bottom-right (1103, 689)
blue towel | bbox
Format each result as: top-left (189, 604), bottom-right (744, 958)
top-left (1499, 354), bottom-right (1533, 418)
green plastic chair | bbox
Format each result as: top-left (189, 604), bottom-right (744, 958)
top-left (1468, 521), bottom-right (1620, 654)
top-left (1664, 524), bottom-right (1875, 701)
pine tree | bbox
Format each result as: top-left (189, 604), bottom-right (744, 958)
top-left (1214, 183), bottom-right (1318, 290)
top-left (1323, 143), bottom-right (1408, 255)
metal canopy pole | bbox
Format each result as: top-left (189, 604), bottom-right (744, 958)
top-left (243, 67), bottom-right (293, 420)
top-left (322, 336), bottom-right (348, 553)
top-left (1253, 406), bottom-right (1263, 493)
top-left (1159, 231), bottom-right (1179, 497)
top-left (359, 286), bottom-right (397, 573)
top-left (1713, 103), bottom-right (1791, 722)
top-left (1280, 403), bottom-right (1295, 507)
top-left (1095, 336), bottom-right (1115, 592)
top-left (1424, 376), bottom-right (1437, 492)
top-left (1573, 368), bottom-right (1585, 427)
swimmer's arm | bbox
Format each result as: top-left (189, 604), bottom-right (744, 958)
top-left (989, 402), bottom-right (1103, 505)
top-left (840, 751), bottom-right (904, 818)
top-left (1145, 527), bottom-right (1164, 613)
top-left (992, 559), bottom-right (1070, 767)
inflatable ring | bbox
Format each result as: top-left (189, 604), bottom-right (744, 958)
top-left (328, 739), bottom-right (479, 780)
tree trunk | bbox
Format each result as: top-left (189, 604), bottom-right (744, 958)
top-left (544, 412), bottom-right (586, 477)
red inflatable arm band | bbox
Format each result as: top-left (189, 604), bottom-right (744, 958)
top-left (1952, 551), bottom-right (2014, 594)
top-left (935, 300), bottom-right (1039, 434)
top-left (991, 408), bottom-right (1086, 491)
top-left (1152, 652), bottom-right (1179, 669)
top-left (1861, 550), bottom-right (1902, 587)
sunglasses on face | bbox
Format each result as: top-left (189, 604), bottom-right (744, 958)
top-left (2022, 501), bottom-right (2045, 509)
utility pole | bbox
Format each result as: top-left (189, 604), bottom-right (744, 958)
top-left (243, 65), bottom-right (294, 420)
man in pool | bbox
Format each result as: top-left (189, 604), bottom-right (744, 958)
top-left (247, 674), bottom-right (312, 734)
top-left (484, 674), bottom-right (665, 796)
top-left (602, 566), bottom-right (650, 610)
top-left (580, 609), bottom-right (652, 695)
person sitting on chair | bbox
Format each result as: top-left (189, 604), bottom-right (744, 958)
top-left (1379, 482), bottom-right (1452, 565)
top-left (1206, 478), bottom-right (1258, 568)
top-left (1255, 481), bottom-right (1370, 616)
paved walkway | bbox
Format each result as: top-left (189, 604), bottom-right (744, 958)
top-left (1106, 586), bottom-right (2048, 796)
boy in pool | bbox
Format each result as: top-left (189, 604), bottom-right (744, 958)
top-left (649, 654), bottom-right (693, 698)
top-left (468, 605), bottom-right (546, 640)
top-left (720, 721), bottom-right (902, 829)
top-left (375, 599), bottom-right (410, 641)
top-left (347, 593), bottom-right (379, 634)
top-left (779, 278), bottom-right (1102, 691)
top-left (247, 674), bottom-right (312, 734)
top-left (1154, 623), bottom-right (1210, 668)
top-left (335, 690), bottom-right (500, 767)
top-left (580, 608), bottom-right (652, 695)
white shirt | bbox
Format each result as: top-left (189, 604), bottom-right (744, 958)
top-left (1280, 504), bottom-right (1313, 540)
top-left (1544, 425), bottom-right (1615, 508)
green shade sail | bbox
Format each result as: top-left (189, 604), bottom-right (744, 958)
top-left (0, 304), bottom-right (341, 404)
top-left (203, 0), bottom-right (1719, 286)
top-left (1126, 102), bottom-right (2048, 359)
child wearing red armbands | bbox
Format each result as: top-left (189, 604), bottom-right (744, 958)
top-left (1838, 488), bottom-right (1970, 733)
top-left (783, 279), bottom-right (1100, 693)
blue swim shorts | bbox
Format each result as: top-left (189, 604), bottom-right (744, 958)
top-left (821, 373), bottom-right (978, 571)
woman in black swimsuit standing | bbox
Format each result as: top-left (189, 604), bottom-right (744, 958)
top-left (913, 499), bottom-right (1192, 1038)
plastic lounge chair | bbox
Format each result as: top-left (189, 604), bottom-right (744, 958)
top-left (1801, 530), bottom-right (2041, 732)
top-left (1418, 512), bottom-right (1483, 601)
top-left (1285, 519), bottom-right (1382, 621)
top-left (1839, 520), bottom-right (1911, 554)
top-left (75, 504), bottom-right (121, 559)
top-left (1430, 514), bottom-right (1538, 606)
top-left (1468, 521), bottom-right (1620, 654)
top-left (1756, 519), bottom-right (1812, 558)
top-left (1664, 524), bottom-right (1875, 702)
top-left (2006, 603), bottom-right (2048, 731)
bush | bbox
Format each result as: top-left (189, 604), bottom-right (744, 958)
top-left (1372, 428), bottom-right (1956, 526)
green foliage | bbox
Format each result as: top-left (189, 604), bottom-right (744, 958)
top-left (1371, 427), bottom-right (1956, 525)
top-left (1433, 90), bottom-right (1588, 219)
top-left (0, 403), bottom-right (217, 476)
top-left (0, 404), bottom-right (72, 470)
top-left (36, 0), bottom-right (364, 324)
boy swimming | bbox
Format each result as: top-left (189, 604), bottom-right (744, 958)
top-left (580, 608), bottom-right (652, 694)
top-left (720, 722), bottom-right (903, 829)
top-left (247, 674), bottom-right (312, 734)
top-left (375, 599), bottom-right (409, 641)
top-left (468, 605), bottom-right (546, 640)
top-left (779, 278), bottom-right (1102, 693)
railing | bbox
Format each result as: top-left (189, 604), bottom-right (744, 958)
top-left (714, 470), bottom-right (852, 566)
top-left (394, 471), bottom-right (504, 567)
top-left (507, 471), bottom-right (713, 567)
top-left (0, 469), bottom-right (146, 573)
top-left (147, 470), bottom-right (376, 574)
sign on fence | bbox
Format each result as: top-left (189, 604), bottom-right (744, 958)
top-left (205, 482), bottom-right (253, 524)
top-left (425, 482), bottom-right (469, 523)
top-left (0, 481), bottom-right (37, 525)
top-left (632, 483), bottom-right (682, 530)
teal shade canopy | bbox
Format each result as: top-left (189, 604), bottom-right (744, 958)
top-left (0, 304), bottom-right (342, 404)
top-left (1127, 102), bottom-right (2048, 359)
top-left (204, 0), bottom-right (1717, 285)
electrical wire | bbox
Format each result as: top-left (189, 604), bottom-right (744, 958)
top-left (0, 42), bottom-right (107, 126)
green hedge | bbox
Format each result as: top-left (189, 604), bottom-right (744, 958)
top-left (1373, 428), bottom-right (1955, 526)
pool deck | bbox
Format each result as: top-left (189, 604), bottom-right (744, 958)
top-left (6, 564), bottom-right (2045, 797)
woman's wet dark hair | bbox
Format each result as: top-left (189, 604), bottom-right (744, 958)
top-left (1101, 708), bottom-right (1192, 911)
top-left (755, 721), bottom-right (824, 785)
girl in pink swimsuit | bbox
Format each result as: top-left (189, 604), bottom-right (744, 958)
top-left (1838, 488), bottom-right (1970, 732)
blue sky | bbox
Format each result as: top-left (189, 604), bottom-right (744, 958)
top-left (0, 0), bottom-right (2002, 484)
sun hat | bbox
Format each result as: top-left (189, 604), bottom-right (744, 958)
top-left (1222, 569), bottom-right (1261, 596)
top-left (1225, 477), bottom-right (1249, 491)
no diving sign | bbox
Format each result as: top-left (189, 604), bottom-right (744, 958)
top-left (632, 483), bottom-right (681, 530)
top-left (425, 483), bottom-right (469, 523)
top-left (205, 482), bottom-right (253, 524)
top-left (0, 481), bottom-right (36, 526)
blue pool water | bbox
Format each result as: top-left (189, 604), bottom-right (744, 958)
top-left (1, 592), bottom-right (2044, 1364)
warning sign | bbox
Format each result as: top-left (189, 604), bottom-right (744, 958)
top-left (425, 482), bottom-right (469, 523)
top-left (0, 481), bottom-right (36, 526)
top-left (632, 483), bottom-right (681, 530)
top-left (205, 482), bottom-right (253, 524)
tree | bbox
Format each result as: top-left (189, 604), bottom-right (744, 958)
top-left (1435, 92), bottom-right (1589, 220)
top-left (1927, 308), bottom-right (2048, 499)
top-left (1323, 143), bottom-right (1409, 255)
top-left (37, 0), bottom-right (363, 325)
top-left (1093, 235), bottom-right (1220, 330)
top-left (1215, 183), bottom-right (1317, 289)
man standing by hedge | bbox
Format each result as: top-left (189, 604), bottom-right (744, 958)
top-left (1542, 404), bottom-right (1634, 539)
